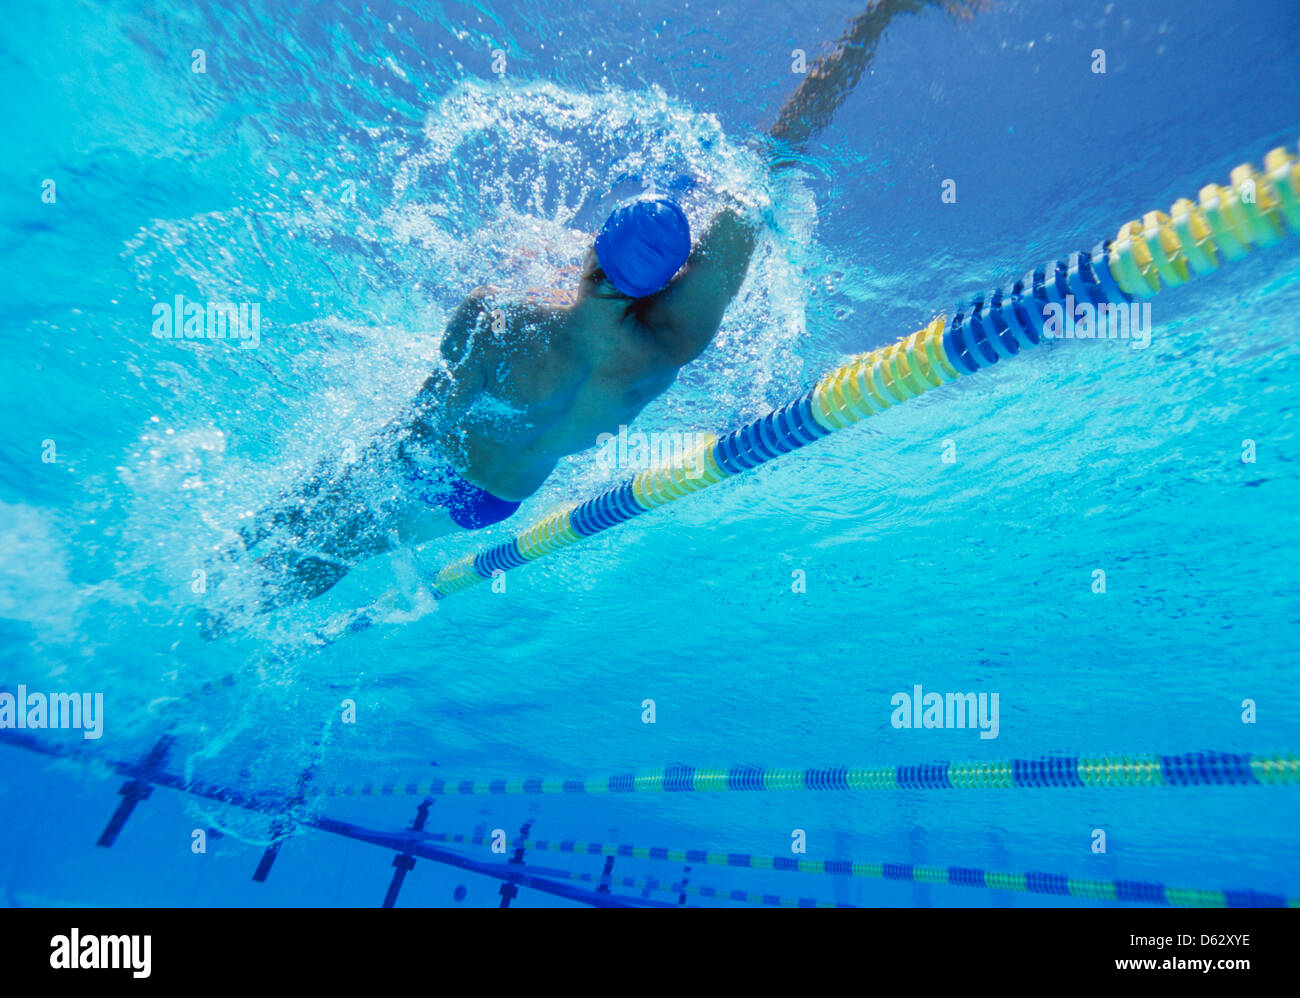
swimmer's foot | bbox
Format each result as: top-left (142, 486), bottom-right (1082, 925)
top-left (196, 546), bottom-right (352, 640)
top-left (249, 547), bottom-right (352, 612)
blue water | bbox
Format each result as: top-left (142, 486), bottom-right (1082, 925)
top-left (1, 0), bottom-right (1298, 907)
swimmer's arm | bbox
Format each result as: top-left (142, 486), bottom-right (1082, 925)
top-left (639, 207), bottom-right (757, 366)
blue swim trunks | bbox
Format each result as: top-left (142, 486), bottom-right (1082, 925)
top-left (398, 438), bottom-right (520, 530)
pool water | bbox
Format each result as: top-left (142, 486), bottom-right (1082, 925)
top-left (1, 0), bottom-right (1298, 907)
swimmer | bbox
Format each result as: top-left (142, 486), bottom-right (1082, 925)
top-left (216, 0), bottom-right (981, 619)
top-left (225, 196), bottom-right (758, 614)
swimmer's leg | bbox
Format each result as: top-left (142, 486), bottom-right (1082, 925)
top-left (198, 532), bottom-right (361, 637)
top-left (249, 502), bottom-right (459, 612)
top-left (209, 431), bottom-right (462, 626)
top-left (201, 440), bottom-right (395, 628)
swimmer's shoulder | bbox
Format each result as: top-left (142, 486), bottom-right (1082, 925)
top-left (461, 285), bottom-right (564, 322)
top-left (461, 284), bottom-right (501, 316)
top-left (443, 286), bottom-right (510, 343)
top-left (441, 286), bottom-right (566, 366)
top-left (439, 288), bottom-right (499, 367)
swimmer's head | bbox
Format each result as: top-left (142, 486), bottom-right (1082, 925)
top-left (589, 196), bottom-right (692, 299)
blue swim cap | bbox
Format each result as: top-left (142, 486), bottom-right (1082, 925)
top-left (594, 197), bottom-right (692, 298)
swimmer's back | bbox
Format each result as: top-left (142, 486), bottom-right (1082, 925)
top-left (412, 287), bottom-right (681, 502)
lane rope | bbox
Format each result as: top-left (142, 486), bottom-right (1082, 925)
top-left (323, 749), bottom-right (1300, 797)
top-left (410, 829), bottom-right (1294, 908)
top-left (424, 140), bottom-right (1300, 600)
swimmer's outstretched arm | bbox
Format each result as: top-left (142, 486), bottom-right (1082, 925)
top-left (639, 206), bottom-right (757, 365)
top-left (769, 0), bottom-right (984, 148)
top-left (639, 0), bottom-right (989, 361)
